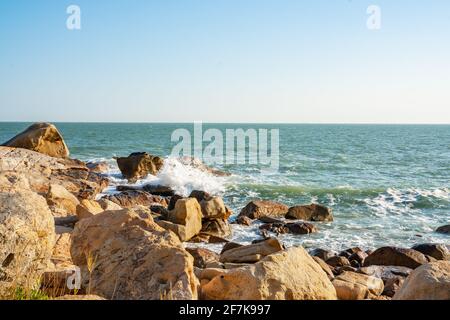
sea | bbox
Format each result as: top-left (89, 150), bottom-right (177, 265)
top-left (1, 122), bottom-right (449, 252)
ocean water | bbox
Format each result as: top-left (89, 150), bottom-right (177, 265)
top-left (1, 122), bottom-right (449, 252)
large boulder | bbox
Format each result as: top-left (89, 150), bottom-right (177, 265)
top-left (2, 123), bottom-right (69, 158)
top-left (101, 190), bottom-right (168, 208)
top-left (219, 238), bottom-right (284, 263)
top-left (200, 197), bottom-right (231, 219)
top-left (116, 152), bottom-right (164, 182)
top-left (332, 271), bottom-right (384, 300)
top-left (260, 222), bottom-right (317, 235)
top-left (285, 204), bottom-right (333, 222)
top-left (0, 188), bottom-right (55, 296)
top-left (393, 261), bottom-right (450, 300)
top-left (201, 219), bottom-right (232, 238)
top-left (46, 184), bottom-right (80, 217)
top-left (201, 247), bottom-right (337, 300)
top-left (0, 147), bottom-right (109, 200)
top-left (186, 248), bottom-right (220, 269)
top-left (411, 243), bottom-right (449, 261)
top-left (364, 246), bottom-right (430, 269)
top-left (164, 198), bottom-right (203, 241)
top-left (76, 199), bottom-right (104, 220)
top-left (436, 225), bottom-right (450, 235)
top-left (238, 200), bottom-right (288, 220)
top-left (71, 208), bottom-right (198, 300)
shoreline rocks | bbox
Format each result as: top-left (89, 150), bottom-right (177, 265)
top-left (286, 204), bottom-right (333, 222)
top-left (116, 152), bottom-right (164, 182)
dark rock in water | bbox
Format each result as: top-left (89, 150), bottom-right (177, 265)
top-left (285, 204), bottom-right (333, 222)
top-left (116, 185), bottom-right (142, 192)
top-left (326, 256), bottom-right (351, 268)
top-left (349, 251), bottom-right (368, 266)
top-left (411, 243), bottom-right (449, 261)
top-left (310, 248), bottom-right (337, 261)
top-left (143, 184), bottom-right (175, 196)
top-left (221, 242), bottom-right (244, 254)
top-left (436, 225), bottom-right (450, 235)
top-left (186, 247), bottom-right (219, 268)
top-left (235, 216), bottom-right (253, 226)
top-left (102, 190), bottom-right (168, 208)
top-left (115, 152), bottom-right (164, 182)
top-left (201, 219), bottom-right (232, 238)
top-left (258, 216), bottom-right (284, 224)
top-left (238, 200), bottom-right (288, 220)
top-left (168, 195), bottom-right (183, 211)
top-left (150, 205), bottom-right (169, 219)
top-left (260, 222), bottom-right (317, 235)
top-left (189, 233), bottom-right (229, 244)
top-left (189, 190), bottom-right (211, 203)
top-left (364, 246), bottom-right (430, 269)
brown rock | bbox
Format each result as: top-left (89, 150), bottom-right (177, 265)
top-left (201, 246), bottom-right (337, 300)
top-left (201, 219), bottom-right (232, 238)
top-left (260, 222), bottom-right (317, 235)
top-left (116, 152), bottom-right (164, 182)
top-left (2, 122), bottom-right (69, 158)
top-left (285, 204), bottom-right (333, 222)
top-left (189, 190), bottom-right (211, 202)
top-left (186, 247), bottom-right (220, 268)
top-left (310, 248), bottom-right (337, 261)
top-left (238, 200), bottom-right (288, 220)
top-left (364, 246), bottom-right (429, 269)
top-left (221, 242), bottom-right (244, 254)
top-left (382, 276), bottom-right (405, 297)
top-left (332, 271), bottom-right (384, 300)
top-left (97, 199), bottom-right (122, 211)
top-left (200, 197), bottom-right (231, 219)
top-left (393, 261), bottom-right (450, 300)
top-left (101, 190), bottom-right (168, 208)
top-left (358, 265), bottom-right (412, 281)
top-left (142, 184), bottom-right (175, 196)
top-left (436, 225), bottom-right (450, 235)
top-left (326, 256), bottom-right (351, 268)
top-left (411, 243), bottom-right (449, 261)
top-left (76, 199), bottom-right (104, 220)
top-left (219, 238), bottom-right (284, 263)
top-left (86, 161), bottom-right (109, 173)
top-left (70, 208), bottom-right (198, 300)
top-left (235, 216), bottom-right (253, 226)
top-left (46, 184), bottom-right (80, 217)
top-left (166, 198), bottom-right (203, 240)
top-left (312, 256), bottom-right (335, 280)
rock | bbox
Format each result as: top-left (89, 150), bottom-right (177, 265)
top-left (310, 248), bottom-right (337, 261)
top-left (436, 225), bottom-right (450, 235)
top-left (312, 256), bottom-right (335, 280)
top-left (76, 199), bottom-right (104, 220)
top-left (101, 190), bottom-right (168, 208)
top-left (202, 246), bottom-right (337, 300)
top-left (238, 200), bottom-right (288, 220)
top-left (382, 276), bottom-right (405, 297)
top-left (201, 219), bottom-right (232, 238)
top-left (2, 122), bottom-right (69, 158)
top-left (411, 243), bottom-right (449, 260)
top-left (364, 246), bottom-right (430, 269)
top-left (71, 208), bottom-right (198, 300)
top-left (326, 256), bottom-right (351, 268)
top-left (189, 233), bottom-right (229, 244)
top-left (53, 295), bottom-right (106, 300)
top-left (86, 161), bottom-right (109, 173)
top-left (219, 238), bottom-right (284, 263)
top-left (186, 248), bottom-right (220, 268)
top-left (260, 222), bottom-right (317, 235)
top-left (46, 184), bottom-right (80, 217)
top-left (0, 147), bottom-right (109, 200)
top-left (221, 242), bottom-right (244, 254)
top-left (235, 216), bottom-right (253, 226)
top-left (285, 204), bottom-right (333, 222)
top-left (54, 216), bottom-right (78, 229)
top-left (200, 197), bottom-right (230, 219)
top-left (332, 271), bottom-right (384, 300)
top-left (0, 188), bottom-right (55, 295)
top-left (142, 184), bottom-right (175, 196)
top-left (189, 190), bottom-right (211, 202)
top-left (51, 233), bottom-right (72, 268)
top-left (358, 265), bottom-right (412, 281)
top-left (393, 261), bottom-right (450, 300)
top-left (116, 152), bottom-right (164, 182)
top-left (166, 198), bottom-right (203, 241)
top-left (156, 220), bottom-right (191, 242)
top-left (97, 199), bottom-right (122, 211)
top-left (348, 251), bottom-right (368, 266)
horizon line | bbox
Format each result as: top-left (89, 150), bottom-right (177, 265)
top-left (0, 121), bottom-right (449, 125)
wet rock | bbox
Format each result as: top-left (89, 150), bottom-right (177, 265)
top-left (2, 122), bottom-right (69, 158)
top-left (219, 238), bottom-right (284, 263)
top-left (310, 248), bottom-right (337, 261)
top-left (393, 261), bottom-right (450, 300)
top-left (235, 216), bottom-right (253, 226)
top-left (285, 204), bottom-right (333, 222)
top-left (326, 256), bottom-right (351, 268)
top-left (168, 195), bottom-right (183, 210)
top-left (436, 225), bottom-right (450, 235)
top-left (189, 190), bottom-right (211, 202)
top-left (101, 190), bottom-right (168, 208)
top-left (86, 161), bottom-right (109, 174)
top-left (116, 152), bottom-right (164, 182)
top-left (411, 243), bottom-right (449, 261)
top-left (142, 184), bottom-right (175, 196)
top-left (364, 246), bottom-right (430, 269)
top-left (238, 200), bottom-right (288, 220)
top-left (260, 222), bottom-right (317, 235)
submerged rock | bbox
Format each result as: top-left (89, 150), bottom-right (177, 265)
top-left (2, 122), bottom-right (69, 158)
top-left (285, 204), bottom-right (333, 222)
top-left (201, 246), bottom-right (337, 300)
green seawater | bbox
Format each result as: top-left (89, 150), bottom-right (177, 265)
top-left (1, 123), bottom-right (449, 251)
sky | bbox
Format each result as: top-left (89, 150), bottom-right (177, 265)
top-left (0, 0), bottom-right (449, 123)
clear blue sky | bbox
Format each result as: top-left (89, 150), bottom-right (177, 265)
top-left (1, 0), bottom-right (449, 123)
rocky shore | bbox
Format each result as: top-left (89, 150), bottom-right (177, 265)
top-left (0, 123), bottom-right (449, 300)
